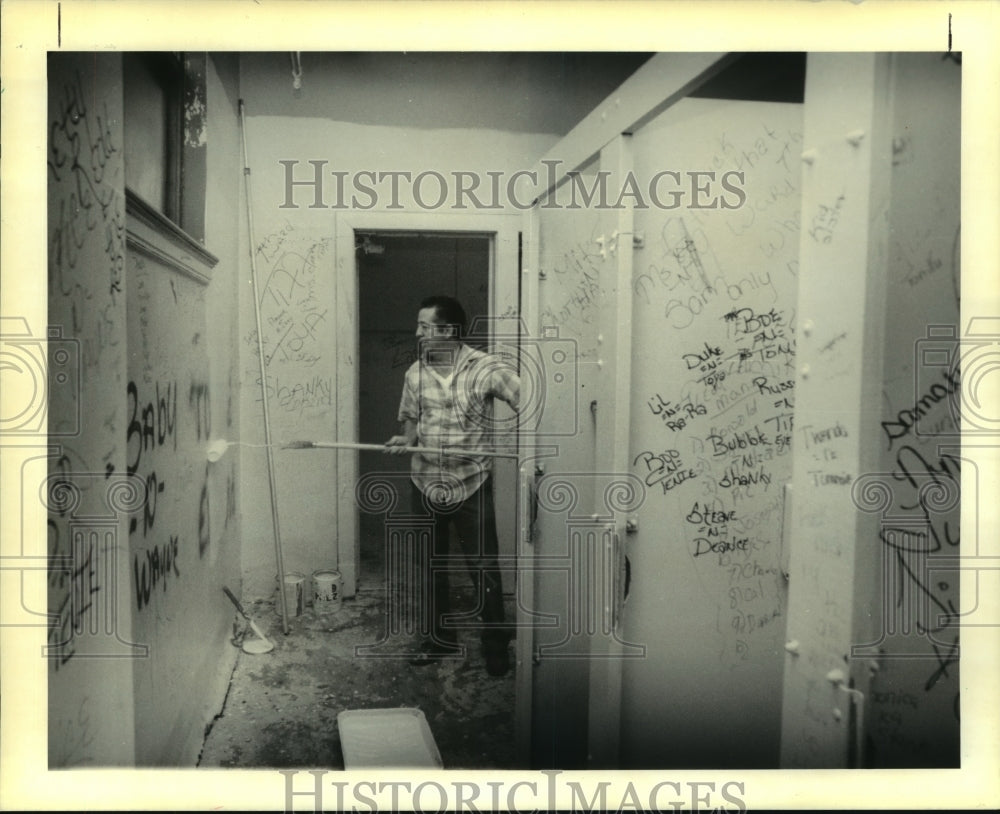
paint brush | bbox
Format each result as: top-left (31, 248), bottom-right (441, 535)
top-left (222, 586), bottom-right (275, 654)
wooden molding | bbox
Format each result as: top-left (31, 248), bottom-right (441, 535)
top-left (125, 188), bottom-right (218, 284)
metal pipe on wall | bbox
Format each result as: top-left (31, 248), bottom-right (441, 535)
top-left (239, 98), bottom-right (290, 635)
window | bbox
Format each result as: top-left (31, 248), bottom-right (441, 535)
top-left (123, 52), bottom-right (207, 242)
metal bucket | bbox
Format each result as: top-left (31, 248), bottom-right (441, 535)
top-left (312, 569), bottom-right (343, 614)
top-left (277, 571), bottom-right (306, 618)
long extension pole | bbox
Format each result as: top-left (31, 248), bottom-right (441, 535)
top-left (284, 440), bottom-right (520, 460)
top-left (239, 98), bottom-right (289, 635)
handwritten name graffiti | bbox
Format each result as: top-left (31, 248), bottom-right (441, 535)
top-left (873, 442), bottom-right (960, 701)
top-left (126, 378), bottom-right (215, 610)
top-left (751, 375), bottom-right (795, 398)
top-left (682, 496), bottom-right (785, 660)
top-left (685, 501), bottom-right (748, 557)
top-left (647, 393), bottom-right (707, 432)
top-left (718, 463), bottom-right (772, 490)
top-left (663, 269), bottom-right (776, 331)
top-left (133, 536), bottom-right (181, 611)
top-left (48, 69), bottom-right (125, 302)
top-left (539, 240), bottom-right (604, 330)
top-left (879, 446), bottom-right (960, 623)
top-left (707, 426), bottom-right (770, 457)
top-left (247, 224), bottom-right (331, 369)
top-left (801, 421), bottom-right (849, 448)
top-left (723, 306), bottom-right (795, 370)
top-left (633, 449), bottom-right (698, 494)
top-left (714, 122), bottom-right (803, 261)
top-left (682, 340), bottom-right (730, 391)
top-left (808, 192), bottom-right (847, 244)
top-left (258, 373), bottom-right (334, 416)
top-left (127, 380), bottom-right (177, 475)
top-left (881, 368), bottom-right (961, 450)
top-left (47, 524), bottom-right (102, 669)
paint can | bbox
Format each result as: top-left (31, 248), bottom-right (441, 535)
top-left (277, 571), bottom-right (306, 618)
top-left (312, 569), bottom-right (343, 614)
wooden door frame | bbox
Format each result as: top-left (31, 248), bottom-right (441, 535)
top-left (333, 208), bottom-right (529, 744)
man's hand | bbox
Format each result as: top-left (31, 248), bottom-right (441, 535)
top-left (384, 435), bottom-right (413, 455)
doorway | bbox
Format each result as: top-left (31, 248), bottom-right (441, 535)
top-left (355, 230), bottom-right (492, 586)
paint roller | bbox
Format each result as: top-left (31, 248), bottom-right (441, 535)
top-left (222, 586), bottom-right (275, 655)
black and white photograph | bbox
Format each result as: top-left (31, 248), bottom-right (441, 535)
top-left (1, 1), bottom-right (998, 811)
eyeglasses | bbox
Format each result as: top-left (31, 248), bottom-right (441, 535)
top-left (417, 321), bottom-right (455, 335)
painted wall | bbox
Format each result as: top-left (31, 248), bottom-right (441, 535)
top-left (126, 54), bottom-right (244, 767)
top-left (237, 55), bottom-right (561, 600)
top-left (46, 52), bottom-right (245, 767)
top-left (46, 52), bottom-right (136, 768)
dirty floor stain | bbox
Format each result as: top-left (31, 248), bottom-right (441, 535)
top-left (198, 579), bottom-right (518, 770)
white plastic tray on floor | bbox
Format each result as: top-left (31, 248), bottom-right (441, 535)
top-left (337, 707), bottom-right (443, 769)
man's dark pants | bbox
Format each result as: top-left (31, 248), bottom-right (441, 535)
top-left (410, 478), bottom-right (507, 652)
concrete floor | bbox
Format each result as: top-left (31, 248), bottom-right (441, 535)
top-left (198, 548), bottom-right (518, 770)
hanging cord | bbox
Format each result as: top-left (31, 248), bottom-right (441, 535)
top-left (238, 98), bottom-right (290, 635)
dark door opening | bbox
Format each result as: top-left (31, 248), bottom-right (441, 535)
top-left (356, 231), bottom-right (491, 582)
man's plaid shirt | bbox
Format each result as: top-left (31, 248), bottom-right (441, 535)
top-left (397, 343), bottom-right (520, 505)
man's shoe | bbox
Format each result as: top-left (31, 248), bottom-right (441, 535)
top-left (483, 641), bottom-right (510, 677)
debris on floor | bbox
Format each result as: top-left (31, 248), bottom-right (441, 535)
top-left (198, 586), bottom-right (517, 769)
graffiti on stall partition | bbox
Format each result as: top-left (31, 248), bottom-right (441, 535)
top-left (685, 500), bottom-right (748, 557)
top-left (662, 270), bottom-right (778, 330)
top-left (807, 193), bottom-right (847, 244)
top-left (633, 449), bottom-right (698, 493)
top-left (881, 367), bottom-right (961, 451)
top-left (723, 307), bottom-right (795, 371)
top-left (878, 445), bottom-right (960, 631)
top-left (539, 239), bottom-right (604, 330)
top-left (853, 439), bottom-right (961, 711)
top-left (647, 393), bottom-right (707, 432)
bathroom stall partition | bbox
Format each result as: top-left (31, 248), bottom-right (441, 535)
top-left (523, 52), bottom-right (801, 768)
top-left (521, 51), bottom-right (961, 769)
